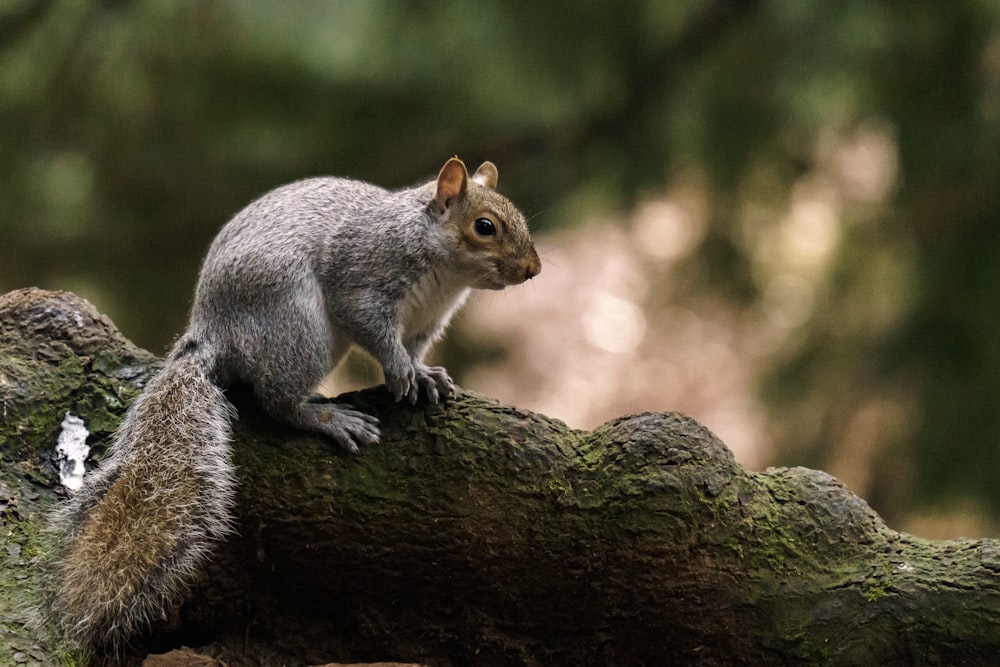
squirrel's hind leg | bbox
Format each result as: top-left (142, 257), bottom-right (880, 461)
top-left (242, 305), bottom-right (381, 454)
top-left (256, 373), bottom-right (381, 454)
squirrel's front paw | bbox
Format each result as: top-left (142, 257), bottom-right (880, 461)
top-left (386, 362), bottom-right (454, 405)
top-left (412, 363), bottom-right (455, 405)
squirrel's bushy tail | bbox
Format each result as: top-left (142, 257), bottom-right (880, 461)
top-left (42, 345), bottom-right (236, 650)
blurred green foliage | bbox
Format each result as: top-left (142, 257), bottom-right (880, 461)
top-left (2, 0), bottom-right (999, 530)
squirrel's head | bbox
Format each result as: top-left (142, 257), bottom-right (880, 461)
top-left (431, 157), bottom-right (541, 291)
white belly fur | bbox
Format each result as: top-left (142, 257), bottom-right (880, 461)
top-left (398, 269), bottom-right (470, 340)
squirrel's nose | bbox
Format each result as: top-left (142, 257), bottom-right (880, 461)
top-left (523, 253), bottom-right (541, 281)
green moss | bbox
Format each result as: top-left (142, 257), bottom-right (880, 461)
top-left (1, 497), bottom-right (59, 664)
top-left (341, 461), bottom-right (409, 504)
top-left (861, 582), bottom-right (887, 602)
top-left (861, 563), bottom-right (895, 602)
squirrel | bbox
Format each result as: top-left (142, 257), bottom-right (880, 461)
top-left (40, 157), bottom-right (541, 652)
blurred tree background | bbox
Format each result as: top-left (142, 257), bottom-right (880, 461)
top-left (2, 0), bottom-right (999, 538)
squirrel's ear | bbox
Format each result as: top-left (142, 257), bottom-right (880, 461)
top-left (433, 157), bottom-right (469, 214)
top-left (471, 161), bottom-right (498, 190)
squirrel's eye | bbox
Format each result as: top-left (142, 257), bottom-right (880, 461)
top-left (474, 218), bottom-right (497, 237)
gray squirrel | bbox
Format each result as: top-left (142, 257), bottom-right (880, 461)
top-left (41, 157), bottom-right (541, 651)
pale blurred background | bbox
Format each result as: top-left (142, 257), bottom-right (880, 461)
top-left (3, 1), bottom-right (1000, 539)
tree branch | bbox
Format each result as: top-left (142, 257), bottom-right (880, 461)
top-left (2, 288), bottom-right (999, 666)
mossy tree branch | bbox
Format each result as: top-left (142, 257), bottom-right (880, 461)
top-left (2, 288), bottom-right (999, 666)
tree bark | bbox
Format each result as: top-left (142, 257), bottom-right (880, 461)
top-left (2, 288), bottom-right (999, 666)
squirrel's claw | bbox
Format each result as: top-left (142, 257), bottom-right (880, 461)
top-left (412, 364), bottom-right (455, 405)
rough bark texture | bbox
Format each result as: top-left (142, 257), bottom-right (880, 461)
top-left (2, 287), bottom-right (1000, 666)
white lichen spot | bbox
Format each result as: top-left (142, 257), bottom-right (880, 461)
top-left (55, 412), bottom-right (90, 492)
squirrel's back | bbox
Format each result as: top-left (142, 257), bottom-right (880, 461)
top-left (202, 176), bottom-right (435, 266)
top-left (190, 176), bottom-right (442, 325)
